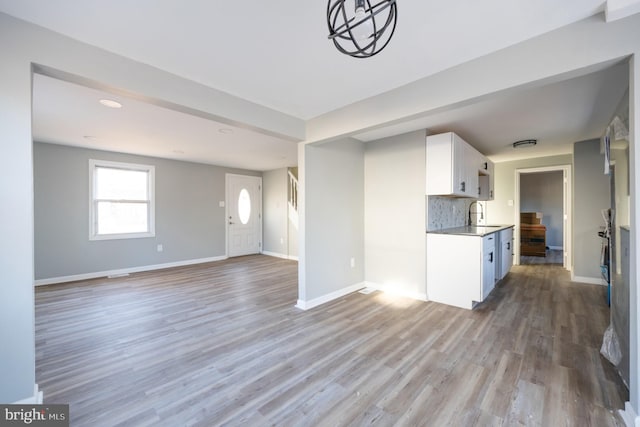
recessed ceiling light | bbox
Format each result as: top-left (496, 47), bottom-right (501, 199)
top-left (218, 128), bottom-right (234, 134)
top-left (172, 149), bottom-right (185, 154)
top-left (83, 135), bottom-right (98, 140)
top-left (99, 99), bottom-right (122, 109)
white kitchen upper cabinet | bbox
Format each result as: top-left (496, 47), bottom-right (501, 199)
top-left (463, 143), bottom-right (480, 199)
top-left (426, 132), bottom-right (476, 197)
top-left (478, 159), bottom-right (495, 201)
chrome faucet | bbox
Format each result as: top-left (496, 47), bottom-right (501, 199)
top-left (468, 201), bottom-right (484, 226)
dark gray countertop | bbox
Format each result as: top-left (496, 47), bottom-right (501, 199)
top-left (427, 224), bottom-right (514, 237)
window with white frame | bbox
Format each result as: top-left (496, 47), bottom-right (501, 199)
top-left (89, 159), bottom-right (155, 240)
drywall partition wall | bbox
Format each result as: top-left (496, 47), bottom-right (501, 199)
top-left (263, 168), bottom-right (289, 257)
top-left (288, 213), bottom-right (299, 259)
top-left (34, 143), bottom-right (260, 281)
top-left (0, 33), bottom-right (36, 402)
top-left (299, 138), bottom-right (365, 306)
top-left (364, 130), bottom-right (427, 300)
top-left (520, 171), bottom-right (564, 247)
top-left (573, 139), bottom-right (612, 281)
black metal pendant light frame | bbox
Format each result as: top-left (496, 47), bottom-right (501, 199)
top-left (327, 0), bottom-right (397, 58)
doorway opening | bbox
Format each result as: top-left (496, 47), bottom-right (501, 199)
top-left (514, 165), bottom-right (572, 270)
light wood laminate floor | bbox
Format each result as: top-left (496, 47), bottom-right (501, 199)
top-left (521, 249), bottom-right (564, 265)
top-left (36, 255), bottom-right (627, 426)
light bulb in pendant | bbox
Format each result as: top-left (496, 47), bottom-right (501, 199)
top-left (352, 6), bottom-right (373, 42)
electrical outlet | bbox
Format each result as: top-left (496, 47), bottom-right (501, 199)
top-left (219, 201), bottom-right (225, 208)
top-left (280, 237), bottom-right (284, 245)
top-left (350, 257), bottom-right (355, 268)
top-left (157, 244), bottom-right (163, 252)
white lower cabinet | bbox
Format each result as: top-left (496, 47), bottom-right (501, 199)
top-left (498, 227), bottom-right (514, 281)
top-left (426, 233), bottom-right (496, 309)
top-left (482, 235), bottom-right (496, 300)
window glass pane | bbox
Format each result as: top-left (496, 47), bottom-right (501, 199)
top-left (97, 201), bottom-right (148, 234)
top-left (238, 188), bottom-right (251, 225)
top-left (96, 167), bottom-right (148, 200)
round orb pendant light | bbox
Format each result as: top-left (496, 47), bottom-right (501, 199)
top-left (327, 0), bottom-right (397, 58)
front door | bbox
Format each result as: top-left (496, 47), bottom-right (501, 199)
top-left (226, 174), bottom-right (262, 257)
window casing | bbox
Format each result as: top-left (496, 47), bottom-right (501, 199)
top-left (89, 159), bottom-right (155, 240)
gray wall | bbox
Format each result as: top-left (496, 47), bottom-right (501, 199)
top-left (364, 130), bottom-right (427, 299)
top-left (486, 154), bottom-right (573, 227)
top-left (573, 139), bottom-right (611, 280)
top-left (262, 168), bottom-right (288, 256)
top-left (520, 171), bottom-right (564, 247)
top-left (34, 142), bottom-right (260, 280)
top-left (301, 138), bottom-right (364, 301)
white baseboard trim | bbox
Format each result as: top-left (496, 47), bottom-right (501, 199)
top-left (364, 281), bottom-right (428, 302)
top-left (619, 402), bottom-right (640, 427)
top-left (13, 384), bottom-right (43, 404)
top-left (34, 256), bottom-right (228, 286)
top-left (548, 245), bottom-right (563, 250)
top-left (295, 282), bottom-right (365, 310)
top-left (261, 251), bottom-right (299, 261)
top-left (570, 274), bottom-right (606, 285)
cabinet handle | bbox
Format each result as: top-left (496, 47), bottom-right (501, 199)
top-left (489, 252), bottom-right (494, 263)
top-left (490, 190), bottom-right (493, 198)
top-left (507, 242), bottom-right (510, 250)
top-left (461, 181), bottom-right (466, 192)
top-left (483, 162), bottom-right (488, 170)
top-left (478, 187), bottom-right (481, 195)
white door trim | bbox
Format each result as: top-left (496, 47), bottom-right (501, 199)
top-left (514, 165), bottom-right (572, 270)
top-left (225, 173), bottom-right (262, 257)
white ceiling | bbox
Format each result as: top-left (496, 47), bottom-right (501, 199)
top-left (32, 75), bottom-right (298, 171)
top-left (0, 0), bottom-right (605, 119)
top-left (0, 1), bottom-right (634, 169)
top-left (353, 61), bottom-right (630, 162)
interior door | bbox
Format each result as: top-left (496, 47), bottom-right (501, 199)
top-left (226, 174), bottom-right (262, 257)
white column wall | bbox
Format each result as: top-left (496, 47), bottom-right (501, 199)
top-left (0, 44), bottom-right (35, 403)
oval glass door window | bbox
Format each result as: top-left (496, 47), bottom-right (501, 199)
top-left (238, 188), bottom-right (251, 224)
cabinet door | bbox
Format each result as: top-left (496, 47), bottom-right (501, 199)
top-left (487, 160), bottom-right (495, 200)
top-left (500, 228), bottom-right (513, 279)
top-left (478, 158), bottom-right (495, 201)
top-left (462, 142), bottom-right (479, 198)
top-left (452, 134), bottom-right (467, 196)
top-left (426, 133), bottom-right (457, 196)
top-left (482, 235), bottom-right (496, 299)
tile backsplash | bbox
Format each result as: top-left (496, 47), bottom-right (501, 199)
top-left (427, 196), bottom-right (473, 231)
